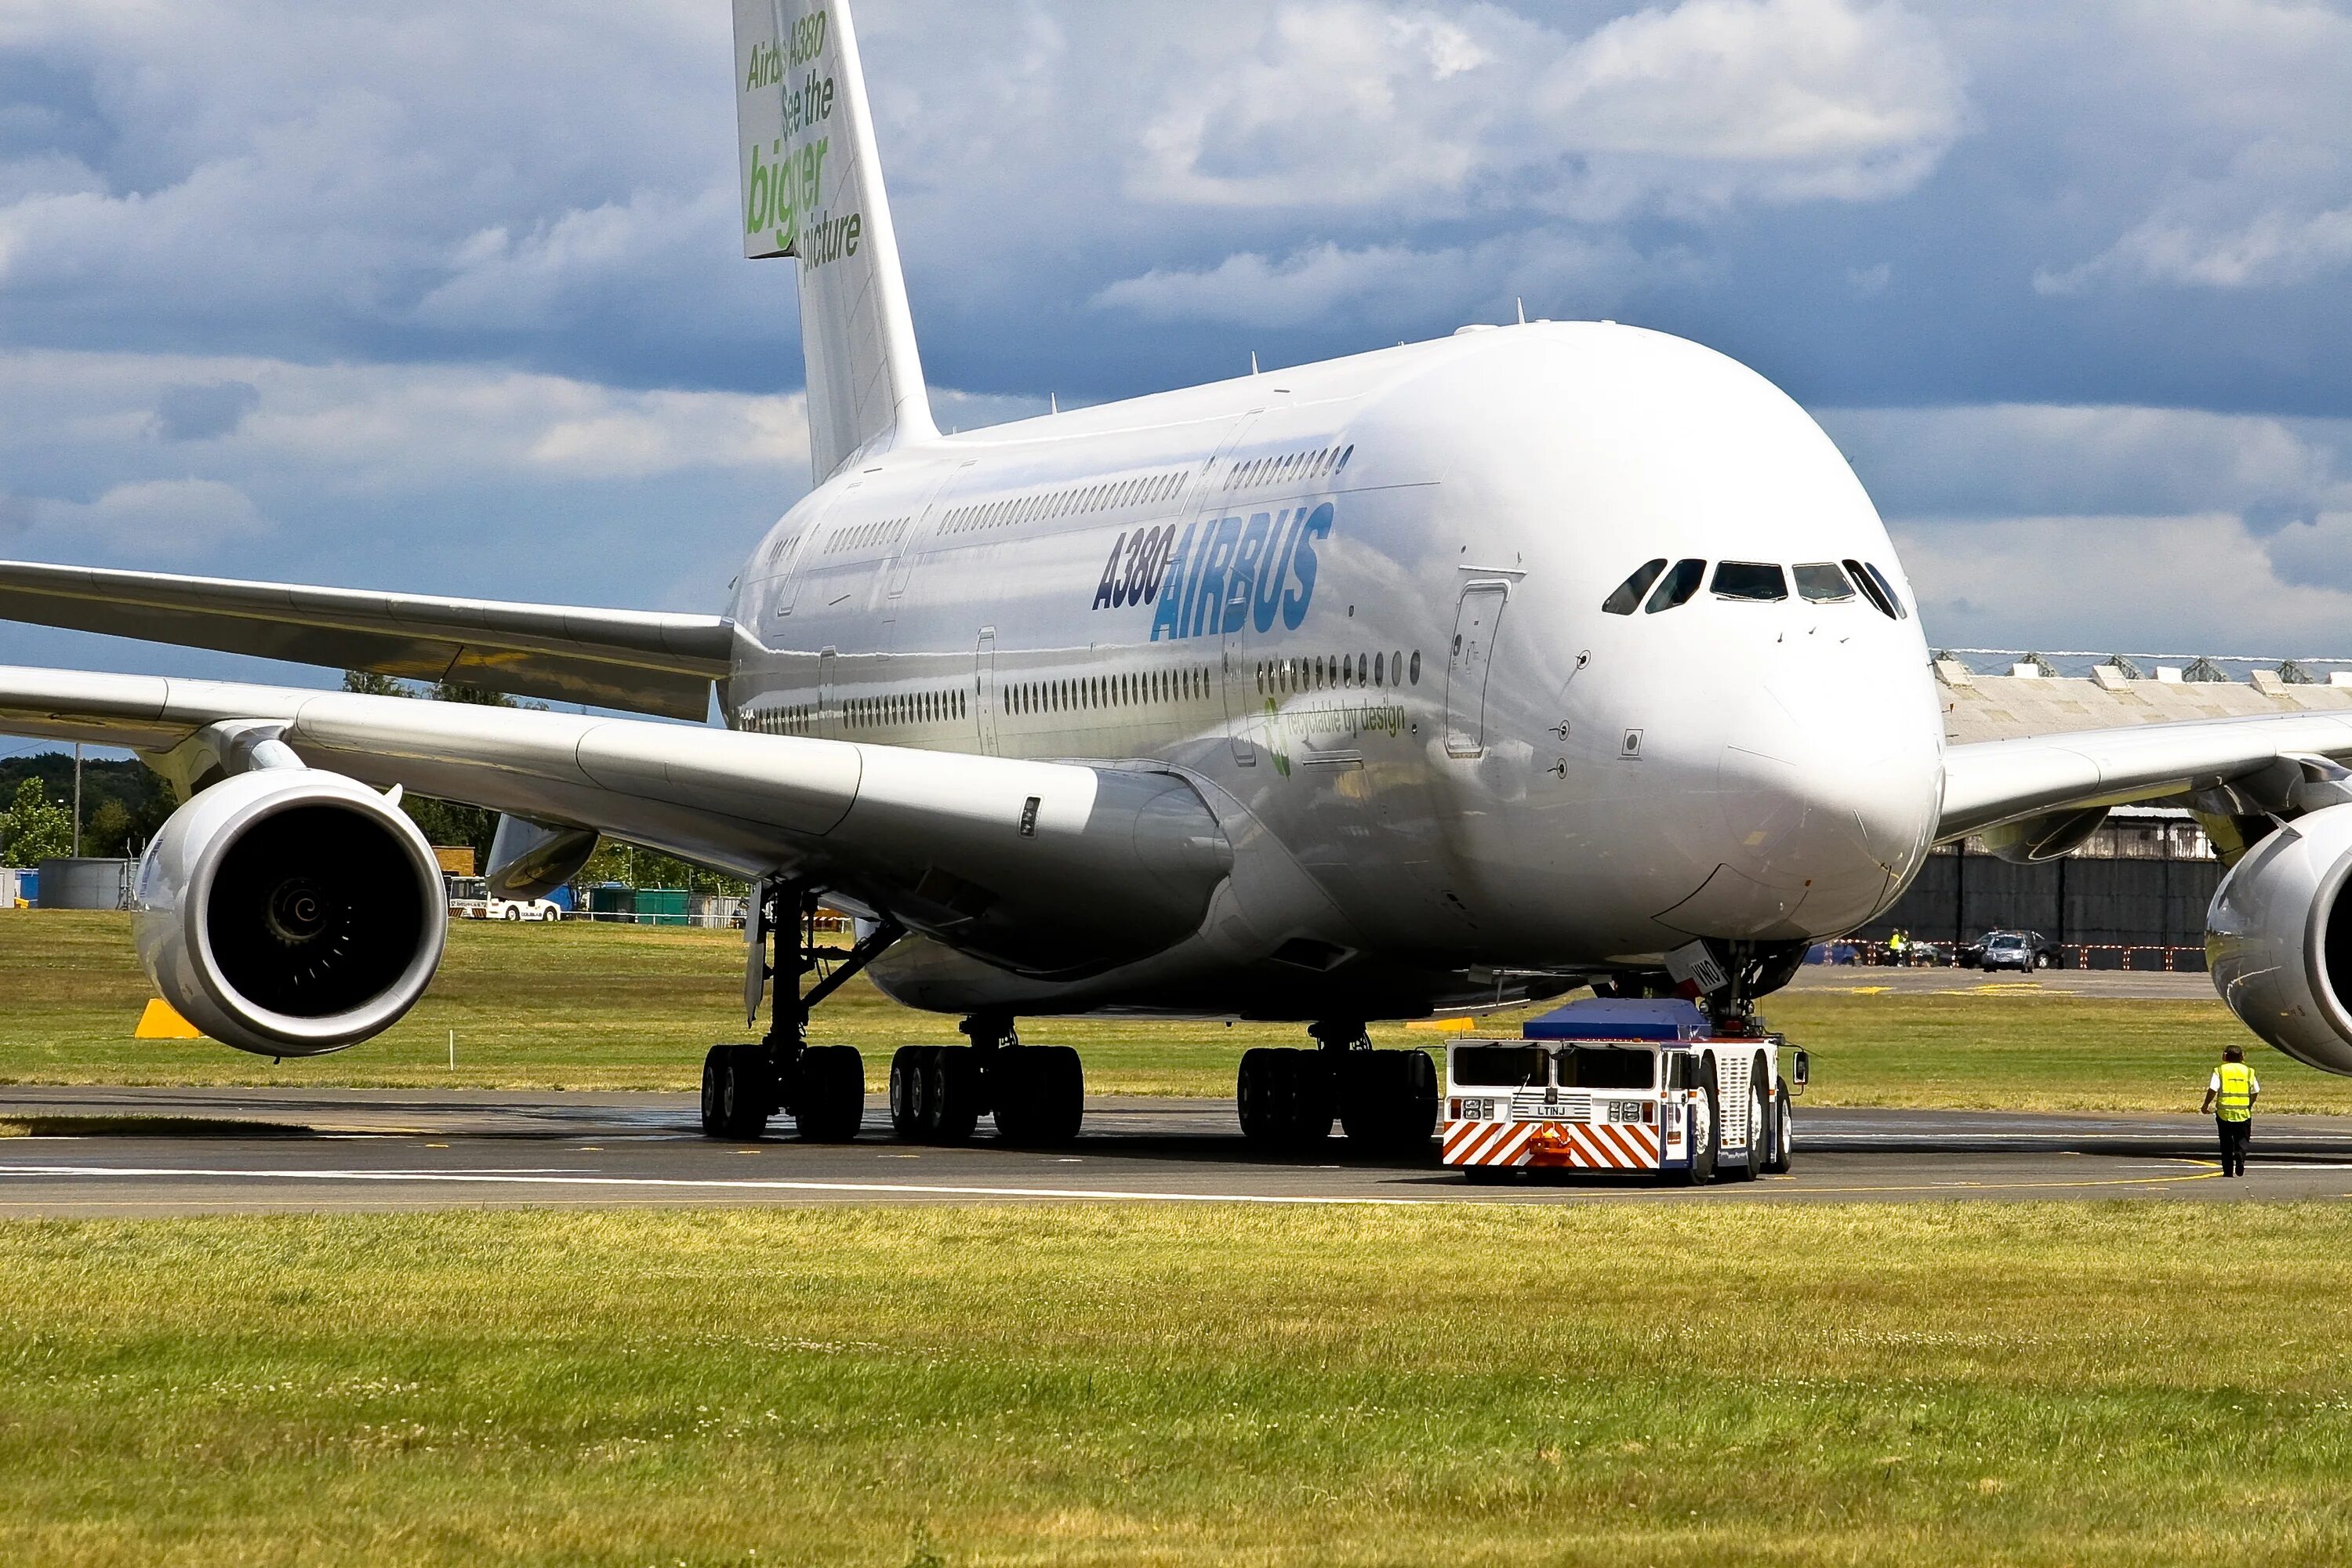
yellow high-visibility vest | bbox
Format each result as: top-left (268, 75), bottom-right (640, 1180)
top-left (2216, 1062), bottom-right (2254, 1122)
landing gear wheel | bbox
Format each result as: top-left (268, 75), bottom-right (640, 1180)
top-left (1236, 1047), bottom-right (1334, 1149)
top-left (1763, 1077), bottom-right (1794, 1174)
top-left (887, 1046), bottom-right (923, 1138)
top-left (793, 1045), bottom-right (865, 1142)
top-left (1337, 1049), bottom-right (1439, 1155)
top-left (925, 1047), bottom-right (982, 1143)
top-left (699, 1044), bottom-right (772, 1141)
top-left (994, 1046), bottom-right (1083, 1145)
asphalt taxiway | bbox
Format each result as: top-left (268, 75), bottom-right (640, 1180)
top-left (5, 1086), bottom-right (2350, 1215)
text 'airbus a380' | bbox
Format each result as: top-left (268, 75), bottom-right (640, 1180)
top-left (5, 0), bottom-right (2351, 1152)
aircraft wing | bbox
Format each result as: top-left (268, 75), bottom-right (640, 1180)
top-left (1940, 710), bottom-right (2352, 839)
top-left (0, 664), bottom-right (1230, 978)
top-left (0, 558), bottom-right (735, 720)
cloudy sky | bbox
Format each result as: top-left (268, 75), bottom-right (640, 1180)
top-left (3, 0), bottom-right (2351, 694)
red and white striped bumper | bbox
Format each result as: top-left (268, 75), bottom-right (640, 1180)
top-left (1442, 1116), bottom-right (1663, 1170)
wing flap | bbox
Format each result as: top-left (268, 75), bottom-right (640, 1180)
top-left (0, 559), bottom-right (735, 719)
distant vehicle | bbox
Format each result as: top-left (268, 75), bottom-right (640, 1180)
top-left (1977, 930), bottom-right (2061, 971)
top-left (477, 895), bottom-right (562, 923)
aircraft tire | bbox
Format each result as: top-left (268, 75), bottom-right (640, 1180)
top-left (1239, 1048), bottom-right (1333, 1149)
top-left (928, 1047), bottom-right (982, 1143)
top-left (995, 1046), bottom-right (1083, 1145)
top-left (1338, 1050), bottom-right (1438, 1153)
top-left (793, 1045), bottom-right (865, 1143)
top-left (887, 1046), bottom-right (923, 1137)
top-left (702, 1044), bottom-right (772, 1141)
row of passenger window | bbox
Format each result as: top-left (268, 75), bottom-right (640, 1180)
top-left (1602, 557), bottom-right (1907, 619)
top-left (825, 516), bottom-right (909, 555)
top-left (943, 470), bottom-right (1188, 536)
top-left (1008, 666), bottom-right (1210, 717)
top-left (1222, 444), bottom-right (1354, 493)
top-left (743, 689), bottom-right (970, 735)
top-left (1253, 648), bottom-right (1421, 696)
top-left (742, 650), bottom-right (1421, 738)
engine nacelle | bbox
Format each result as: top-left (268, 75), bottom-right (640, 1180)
top-left (2207, 803), bottom-right (2352, 1074)
top-left (132, 769), bottom-right (448, 1057)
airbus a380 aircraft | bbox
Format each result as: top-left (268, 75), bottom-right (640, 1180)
top-left (6, 0), bottom-right (2352, 1152)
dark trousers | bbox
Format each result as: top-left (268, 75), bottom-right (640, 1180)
top-left (2216, 1116), bottom-right (2251, 1177)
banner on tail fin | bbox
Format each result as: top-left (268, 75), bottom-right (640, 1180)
top-left (731, 0), bottom-right (938, 480)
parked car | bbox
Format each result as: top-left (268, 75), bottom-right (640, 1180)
top-left (1976, 929), bottom-right (2062, 971)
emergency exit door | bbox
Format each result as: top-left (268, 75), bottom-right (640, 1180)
top-left (1446, 583), bottom-right (1508, 757)
top-left (975, 628), bottom-right (999, 755)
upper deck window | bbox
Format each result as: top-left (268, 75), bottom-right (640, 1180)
top-left (1711, 561), bottom-right (1787, 601)
top-left (1793, 562), bottom-right (1855, 602)
top-left (1602, 559), bottom-right (1668, 615)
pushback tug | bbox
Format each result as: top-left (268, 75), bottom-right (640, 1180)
top-left (1443, 998), bottom-right (1805, 1184)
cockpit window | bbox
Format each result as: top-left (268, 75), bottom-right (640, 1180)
top-left (1645, 558), bottom-right (1705, 613)
top-left (1602, 559), bottom-right (1668, 615)
top-left (1846, 557), bottom-right (1902, 619)
top-left (1793, 562), bottom-right (1855, 603)
top-left (1711, 561), bottom-right (1788, 601)
top-left (1862, 561), bottom-right (1909, 619)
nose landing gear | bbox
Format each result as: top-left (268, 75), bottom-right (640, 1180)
top-left (700, 878), bottom-right (902, 1142)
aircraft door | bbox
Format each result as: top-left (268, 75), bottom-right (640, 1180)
top-left (885, 463), bottom-right (964, 600)
top-left (1446, 583), bottom-right (1508, 758)
top-left (975, 627), bottom-right (999, 756)
top-left (1219, 571), bottom-right (1257, 765)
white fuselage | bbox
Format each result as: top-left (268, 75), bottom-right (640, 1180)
top-left (723, 322), bottom-right (1944, 1019)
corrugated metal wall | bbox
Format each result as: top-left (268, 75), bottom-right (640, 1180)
top-left (1861, 848), bottom-right (2224, 963)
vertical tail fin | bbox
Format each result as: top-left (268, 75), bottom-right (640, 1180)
top-left (734, 0), bottom-right (937, 481)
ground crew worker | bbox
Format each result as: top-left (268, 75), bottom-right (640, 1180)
top-left (2201, 1043), bottom-right (2259, 1178)
top-left (1886, 929), bottom-right (1907, 966)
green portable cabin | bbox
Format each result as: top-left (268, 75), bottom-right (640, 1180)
top-left (634, 887), bottom-right (690, 927)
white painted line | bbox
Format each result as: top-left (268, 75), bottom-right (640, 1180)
top-left (0, 1164), bottom-right (1447, 1207)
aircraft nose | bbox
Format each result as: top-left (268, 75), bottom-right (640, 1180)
top-left (1711, 664), bottom-right (1941, 920)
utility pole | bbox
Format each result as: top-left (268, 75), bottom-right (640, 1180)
top-left (71, 742), bottom-right (82, 858)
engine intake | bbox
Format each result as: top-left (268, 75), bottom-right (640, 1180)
top-left (133, 769), bottom-right (447, 1057)
top-left (2207, 802), bottom-right (2352, 1074)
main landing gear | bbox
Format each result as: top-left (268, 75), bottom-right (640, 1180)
top-left (887, 1012), bottom-right (1085, 1147)
top-left (701, 880), bottom-right (902, 1142)
top-left (1236, 1020), bottom-right (1438, 1155)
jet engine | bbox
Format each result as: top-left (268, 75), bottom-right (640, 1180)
top-left (2207, 802), bottom-right (2352, 1074)
top-left (132, 768), bottom-right (448, 1057)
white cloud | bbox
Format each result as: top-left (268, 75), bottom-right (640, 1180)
top-left (1833, 402), bottom-right (2352, 653)
top-left (1094, 230), bottom-right (1662, 328)
top-left (1823, 403), bottom-right (2350, 523)
top-left (1128, 0), bottom-right (1965, 216)
top-left (1893, 511), bottom-right (2352, 656)
top-left (2, 478), bottom-right (270, 560)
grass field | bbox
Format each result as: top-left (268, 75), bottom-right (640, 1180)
top-left (4, 1203), bottom-right (2350, 1566)
top-left (6, 911), bottom-right (2350, 1111)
